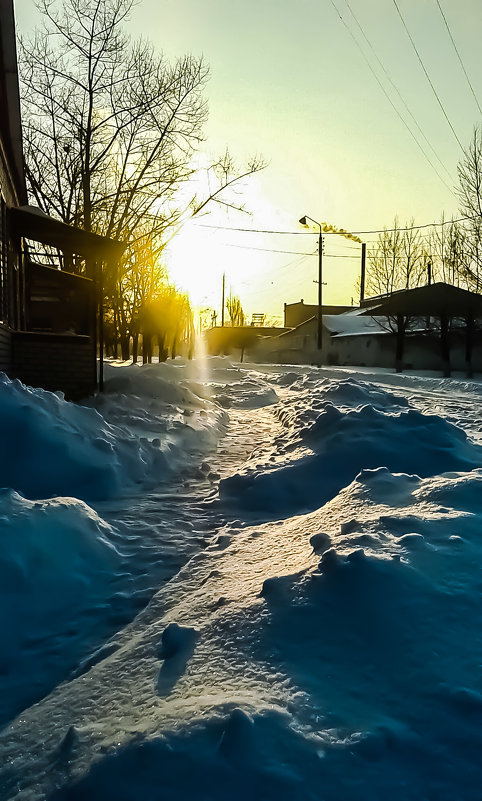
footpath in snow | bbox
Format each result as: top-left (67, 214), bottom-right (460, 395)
top-left (1, 359), bottom-right (482, 800)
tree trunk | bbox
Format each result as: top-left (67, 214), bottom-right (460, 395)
top-left (121, 334), bottom-right (130, 361)
top-left (158, 333), bottom-right (168, 362)
top-left (132, 332), bottom-right (139, 364)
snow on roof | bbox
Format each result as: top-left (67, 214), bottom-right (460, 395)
top-left (323, 308), bottom-right (385, 337)
top-left (276, 309), bottom-right (388, 339)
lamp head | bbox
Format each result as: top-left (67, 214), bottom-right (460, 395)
top-left (299, 216), bottom-right (308, 226)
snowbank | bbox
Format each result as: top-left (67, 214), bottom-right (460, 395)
top-left (0, 359), bottom-right (279, 501)
top-left (220, 381), bottom-right (482, 517)
top-left (0, 367), bottom-right (222, 500)
top-left (28, 463), bottom-right (482, 801)
top-left (5, 364), bottom-right (482, 801)
top-left (0, 489), bottom-right (119, 723)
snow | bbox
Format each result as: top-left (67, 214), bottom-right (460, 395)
top-left (0, 490), bottom-right (119, 724)
top-left (323, 307), bottom-right (385, 337)
top-left (2, 360), bottom-right (482, 799)
top-left (220, 382), bottom-right (482, 517)
top-left (0, 361), bottom-right (231, 501)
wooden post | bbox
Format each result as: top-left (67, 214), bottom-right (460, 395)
top-left (98, 259), bottom-right (104, 392)
top-left (395, 313), bottom-right (405, 372)
top-left (317, 233), bottom-right (323, 352)
top-left (440, 312), bottom-right (451, 377)
top-left (132, 331), bottom-right (139, 364)
top-left (360, 242), bottom-right (366, 304)
top-left (221, 273), bottom-right (225, 327)
top-left (465, 314), bottom-right (474, 378)
top-left (89, 257), bottom-right (98, 390)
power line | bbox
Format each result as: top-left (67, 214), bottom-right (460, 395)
top-left (196, 226), bottom-right (313, 235)
top-left (220, 242), bottom-right (359, 257)
top-left (343, 0), bottom-right (454, 184)
top-left (435, 0), bottom-right (482, 117)
top-left (391, 0), bottom-right (464, 150)
top-left (329, 0), bottom-right (454, 193)
top-left (196, 215), bottom-right (479, 237)
top-left (221, 244), bottom-right (316, 256)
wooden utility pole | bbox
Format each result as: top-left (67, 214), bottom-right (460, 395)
top-left (317, 233), bottom-right (323, 350)
top-left (221, 273), bottom-right (225, 327)
top-left (360, 242), bottom-right (366, 304)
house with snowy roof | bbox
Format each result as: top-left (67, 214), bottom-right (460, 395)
top-left (0, 0), bottom-right (124, 399)
top-left (250, 283), bottom-right (482, 376)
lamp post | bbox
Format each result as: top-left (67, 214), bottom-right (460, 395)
top-left (299, 215), bottom-right (323, 351)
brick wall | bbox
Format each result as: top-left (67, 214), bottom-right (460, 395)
top-left (11, 331), bottom-right (96, 400)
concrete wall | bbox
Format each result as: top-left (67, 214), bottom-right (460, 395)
top-left (11, 331), bottom-right (96, 399)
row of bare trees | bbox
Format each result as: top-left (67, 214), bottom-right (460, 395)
top-left (19, 0), bottom-right (264, 360)
top-left (365, 128), bottom-right (482, 298)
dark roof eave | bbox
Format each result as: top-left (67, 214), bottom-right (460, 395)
top-left (9, 206), bottom-right (126, 260)
top-left (360, 282), bottom-right (482, 318)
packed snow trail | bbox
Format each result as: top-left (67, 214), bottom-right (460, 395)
top-left (2, 361), bottom-right (482, 800)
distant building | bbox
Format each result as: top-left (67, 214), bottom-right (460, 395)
top-left (284, 300), bottom-right (353, 328)
top-left (251, 284), bottom-right (482, 376)
top-left (204, 324), bottom-right (290, 358)
top-left (0, 0), bottom-right (124, 398)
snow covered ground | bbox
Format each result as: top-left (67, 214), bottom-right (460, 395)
top-left (1, 359), bottom-right (482, 799)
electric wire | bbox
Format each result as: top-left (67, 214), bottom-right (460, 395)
top-left (343, 0), bottom-right (454, 183)
top-left (329, 0), bottom-right (455, 193)
top-left (391, 0), bottom-right (464, 150)
top-left (220, 244), bottom-right (316, 256)
top-left (435, 0), bottom-right (482, 117)
top-left (220, 242), bottom-right (358, 257)
top-left (196, 215), bottom-right (478, 236)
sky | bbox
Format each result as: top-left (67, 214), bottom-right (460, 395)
top-left (13, 0), bottom-right (482, 324)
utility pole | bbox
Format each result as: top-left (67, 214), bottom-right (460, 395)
top-left (221, 273), bottom-right (225, 327)
top-left (317, 232), bottom-right (323, 350)
top-left (299, 215), bottom-right (324, 354)
top-left (360, 242), bottom-right (366, 304)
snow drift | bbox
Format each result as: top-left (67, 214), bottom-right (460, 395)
top-left (0, 366), bottom-right (223, 500)
top-left (16, 464), bottom-right (482, 801)
top-left (3, 363), bottom-right (482, 801)
top-left (0, 489), bottom-right (119, 723)
top-left (220, 387), bottom-right (482, 517)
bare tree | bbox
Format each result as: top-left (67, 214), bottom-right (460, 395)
top-left (456, 127), bottom-right (482, 292)
top-left (365, 217), bottom-right (428, 299)
top-left (226, 293), bottom-right (245, 327)
top-left (20, 0), bottom-right (265, 356)
top-left (458, 127), bottom-right (482, 221)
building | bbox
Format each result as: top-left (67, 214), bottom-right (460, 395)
top-left (284, 299), bottom-right (353, 328)
top-left (250, 284), bottom-right (482, 376)
top-left (0, 0), bottom-right (124, 398)
top-left (204, 324), bottom-right (290, 358)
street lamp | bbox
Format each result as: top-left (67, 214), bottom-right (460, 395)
top-left (299, 215), bottom-right (323, 351)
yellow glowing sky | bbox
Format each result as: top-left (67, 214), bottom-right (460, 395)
top-left (15, 0), bottom-right (482, 324)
